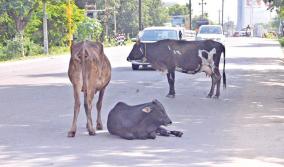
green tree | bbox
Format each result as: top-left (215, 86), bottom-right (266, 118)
top-left (1, 0), bottom-right (39, 56)
top-left (25, 1), bottom-right (84, 48)
top-left (116, 0), bottom-right (139, 36)
top-left (143, 0), bottom-right (168, 27)
top-left (75, 16), bottom-right (103, 41)
top-left (168, 4), bottom-right (188, 16)
top-left (0, 12), bottom-right (15, 44)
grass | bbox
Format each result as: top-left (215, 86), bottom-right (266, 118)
top-left (0, 40), bottom-right (134, 63)
top-left (279, 37), bottom-right (284, 47)
top-left (0, 47), bottom-right (69, 63)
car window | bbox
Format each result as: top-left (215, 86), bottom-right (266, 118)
top-left (199, 26), bottom-right (222, 34)
top-left (141, 30), bottom-right (178, 41)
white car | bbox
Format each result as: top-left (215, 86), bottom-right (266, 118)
top-left (131, 27), bottom-right (182, 70)
top-left (196, 25), bottom-right (225, 43)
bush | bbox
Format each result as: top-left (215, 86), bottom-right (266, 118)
top-left (279, 37), bottom-right (284, 47)
top-left (24, 38), bottom-right (43, 56)
top-left (0, 36), bottom-right (43, 61)
top-left (2, 39), bottom-right (22, 60)
top-left (49, 46), bottom-right (69, 55)
top-left (75, 17), bottom-right (103, 42)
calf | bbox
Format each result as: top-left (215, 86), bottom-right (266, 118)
top-left (68, 41), bottom-right (111, 137)
top-left (107, 99), bottom-right (183, 140)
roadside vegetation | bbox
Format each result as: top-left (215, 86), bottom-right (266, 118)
top-left (0, 0), bottom-right (217, 62)
top-left (0, 0), bottom-right (283, 61)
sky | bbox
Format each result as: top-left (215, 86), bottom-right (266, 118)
top-left (162, 0), bottom-right (277, 26)
top-left (162, 0), bottom-right (238, 23)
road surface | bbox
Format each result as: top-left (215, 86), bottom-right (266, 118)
top-left (0, 37), bottom-right (283, 167)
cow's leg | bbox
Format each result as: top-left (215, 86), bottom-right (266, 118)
top-left (68, 85), bottom-right (81, 137)
top-left (214, 68), bottom-right (222, 98)
top-left (122, 132), bottom-right (135, 140)
top-left (148, 131), bottom-right (157, 139)
top-left (207, 75), bottom-right (216, 98)
top-left (84, 91), bottom-right (96, 135)
top-left (156, 127), bottom-right (170, 136)
top-left (166, 71), bottom-right (175, 98)
top-left (170, 130), bottom-right (183, 137)
top-left (96, 88), bottom-right (105, 130)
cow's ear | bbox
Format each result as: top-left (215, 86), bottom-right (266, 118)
top-left (142, 106), bottom-right (152, 113)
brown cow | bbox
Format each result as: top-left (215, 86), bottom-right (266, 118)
top-left (68, 41), bottom-right (111, 137)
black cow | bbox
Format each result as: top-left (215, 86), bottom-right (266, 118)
top-left (127, 39), bottom-right (226, 98)
top-left (107, 99), bottom-right (183, 140)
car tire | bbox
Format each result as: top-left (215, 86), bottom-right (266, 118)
top-left (132, 64), bottom-right (139, 70)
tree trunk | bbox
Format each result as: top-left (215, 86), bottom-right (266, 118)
top-left (19, 30), bottom-right (25, 57)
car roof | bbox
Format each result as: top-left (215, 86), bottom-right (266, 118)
top-left (143, 26), bottom-right (181, 31)
top-left (200, 25), bottom-right (222, 27)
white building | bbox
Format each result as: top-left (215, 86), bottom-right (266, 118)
top-left (237, 0), bottom-right (274, 31)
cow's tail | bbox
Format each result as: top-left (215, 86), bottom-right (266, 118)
top-left (222, 43), bottom-right (226, 89)
top-left (81, 41), bottom-right (88, 93)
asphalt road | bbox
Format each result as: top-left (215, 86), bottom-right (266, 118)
top-left (0, 37), bottom-right (284, 167)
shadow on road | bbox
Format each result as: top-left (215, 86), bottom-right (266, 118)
top-left (1, 58), bottom-right (284, 166)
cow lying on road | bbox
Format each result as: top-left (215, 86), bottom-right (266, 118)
top-left (127, 39), bottom-right (226, 98)
top-left (68, 41), bottom-right (111, 137)
top-left (107, 99), bottom-right (183, 140)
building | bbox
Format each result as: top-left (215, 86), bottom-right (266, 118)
top-left (237, 0), bottom-right (274, 31)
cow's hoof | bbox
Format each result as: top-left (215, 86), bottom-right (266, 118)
top-left (88, 130), bottom-right (96, 136)
top-left (171, 131), bottom-right (183, 137)
top-left (96, 123), bottom-right (103, 130)
top-left (148, 132), bottom-right (157, 139)
top-left (67, 131), bottom-right (76, 137)
top-left (213, 95), bottom-right (219, 99)
top-left (207, 95), bottom-right (212, 98)
top-left (166, 94), bottom-right (175, 98)
top-left (148, 135), bottom-right (156, 139)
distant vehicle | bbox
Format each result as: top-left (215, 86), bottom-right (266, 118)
top-left (171, 15), bottom-right (185, 27)
top-left (195, 19), bottom-right (209, 32)
top-left (233, 28), bottom-right (251, 37)
top-left (130, 27), bottom-right (181, 70)
top-left (195, 25), bottom-right (225, 43)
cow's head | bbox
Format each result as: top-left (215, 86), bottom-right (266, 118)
top-left (142, 99), bottom-right (172, 126)
top-left (127, 39), bottom-right (145, 61)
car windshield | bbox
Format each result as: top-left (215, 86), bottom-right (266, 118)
top-left (140, 29), bottom-right (178, 41)
top-left (199, 26), bottom-right (222, 34)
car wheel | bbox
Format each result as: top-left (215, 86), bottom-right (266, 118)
top-left (132, 64), bottom-right (139, 70)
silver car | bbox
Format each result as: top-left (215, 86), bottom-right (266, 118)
top-left (195, 25), bottom-right (225, 43)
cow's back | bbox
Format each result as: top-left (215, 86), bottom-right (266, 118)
top-left (68, 41), bottom-right (111, 92)
top-left (107, 102), bottom-right (129, 135)
top-left (85, 41), bottom-right (111, 90)
top-left (107, 102), bottom-right (150, 137)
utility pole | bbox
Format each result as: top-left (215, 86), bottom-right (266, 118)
top-left (114, 10), bottom-right (117, 35)
top-left (188, 0), bottom-right (192, 30)
top-left (199, 0), bottom-right (207, 19)
top-left (43, 0), bottom-right (48, 55)
top-left (104, 0), bottom-right (109, 38)
top-left (139, 0), bottom-right (142, 30)
top-left (218, 9), bottom-right (221, 25)
top-left (222, 0), bottom-right (224, 28)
